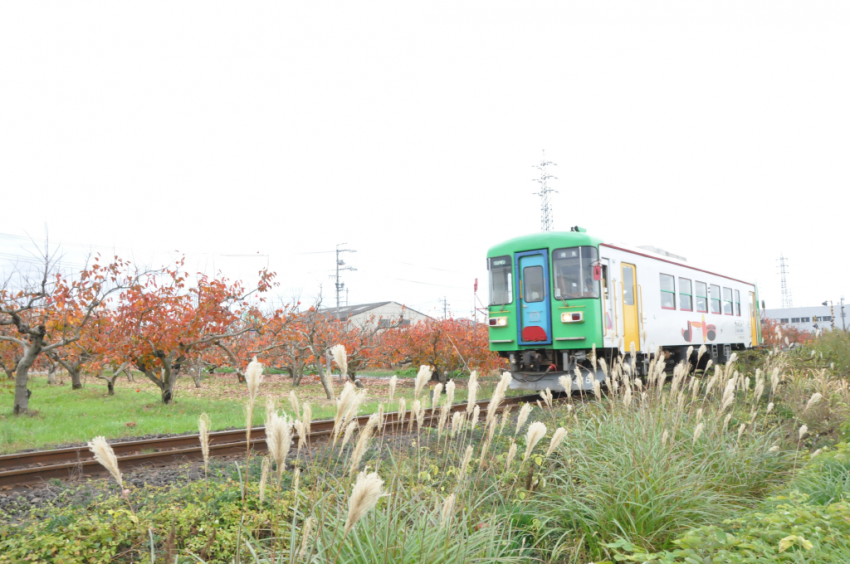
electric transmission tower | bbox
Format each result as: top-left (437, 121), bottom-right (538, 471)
top-left (331, 243), bottom-right (357, 308)
top-left (778, 253), bottom-right (792, 308)
top-left (532, 151), bottom-right (558, 231)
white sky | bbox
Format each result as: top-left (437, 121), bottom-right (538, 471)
top-left (1, 2), bottom-right (848, 318)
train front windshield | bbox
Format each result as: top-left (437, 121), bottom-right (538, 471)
top-left (488, 256), bottom-right (513, 305)
top-left (553, 247), bottom-right (599, 299)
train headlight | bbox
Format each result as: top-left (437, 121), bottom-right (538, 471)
top-left (561, 312), bottom-right (584, 323)
top-left (489, 317), bottom-right (508, 327)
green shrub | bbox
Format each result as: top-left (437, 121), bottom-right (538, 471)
top-left (0, 477), bottom-right (294, 564)
top-left (530, 401), bottom-right (791, 559)
top-left (608, 494), bottom-right (850, 563)
top-left (791, 442), bottom-right (850, 505)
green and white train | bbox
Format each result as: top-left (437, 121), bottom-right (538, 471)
top-left (487, 228), bottom-right (762, 391)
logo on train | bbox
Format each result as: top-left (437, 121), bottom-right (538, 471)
top-left (682, 315), bottom-right (716, 343)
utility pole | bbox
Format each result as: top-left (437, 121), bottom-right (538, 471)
top-left (442, 296), bottom-right (449, 319)
top-left (532, 150), bottom-right (558, 232)
top-left (778, 254), bottom-right (792, 308)
top-left (331, 243), bottom-right (357, 308)
top-left (842, 297), bottom-right (847, 331)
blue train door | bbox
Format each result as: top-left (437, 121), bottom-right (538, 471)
top-left (516, 250), bottom-right (552, 345)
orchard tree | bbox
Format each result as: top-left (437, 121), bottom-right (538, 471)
top-left (0, 253), bottom-right (139, 414)
top-left (389, 317), bottom-right (504, 384)
top-left (0, 327), bottom-right (22, 381)
top-left (111, 261), bottom-right (275, 403)
top-left (331, 313), bottom-right (404, 385)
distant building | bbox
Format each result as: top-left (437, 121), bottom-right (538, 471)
top-left (763, 305), bottom-right (846, 333)
top-left (321, 301), bottom-right (432, 328)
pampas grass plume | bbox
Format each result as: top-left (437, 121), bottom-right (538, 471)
top-left (499, 405), bottom-right (512, 434)
top-left (445, 380), bottom-right (455, 407)
top-left (288, 391), bottom-right (300, 418)
top-left (88, 436), bottom-right (122, 489)
top-left (471, 404), bottom-right (480, 430)
top-left (398, 397), bottom-right (406, 429)
top-left (266, 412), bottom-right (292, 477)
top-left (440, 493), bottom-right (456, 528)
top-left (265, 395), bottom-right (277, 422)
top-left (432, 383), bottom-right (443, 411)
top-left (524, 421), bottom-right (547, 460)
top-left (259, 457), bottom-right (270, 504)
top-left (804, 393), bottom-right (823, 412)
top-left (388, 375), bottom-right (398, 402)
top-left (414, 365), bottom-right (432, 400)
top-left (302, 403), bottom-right (312, 436)
top-left (344, 472), bottom-right (384, 535)
top-left (693, 422), bottom-right (704, 444)
top-left (799, 424), bottom-right (808, 441)
top-left (198, 413), bottom-right (211, 476)
top-left (245, 356), bottom-right (264, 402)
top-left (349, 413), bottom-right (378, 475)
top-left (515, 403), bottom-right (532, 436)
top-left (451, 410), bottom-right (463, 436)
top-left (331, 344), bottom-right (348, 378)
top-left (505, 441), bottom-right (517, 471)
top-left (299, 517), bottom-right (315, 559)
top-left (661, 429), bottom-right (669, 447)
top-left (459, 445), bottom-right (473, 482)
top-left (466, 371), bottom-right (478, 413)
top-left (294, 420), bottom-right (306, 452)
top-left (410, 400), bottom-right (421, 432)
top-left (559, 375), bottom-right (572, 392)
top-left (545, 427), bottom-right (566, 457)
top-left (341, 420), bottom-right (358, 449)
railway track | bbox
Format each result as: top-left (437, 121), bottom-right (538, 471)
top-left (0, 393), bottom-right (545, 488)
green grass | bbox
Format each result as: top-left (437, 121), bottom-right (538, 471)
top-left (0, 372), bottom-right (517, 453)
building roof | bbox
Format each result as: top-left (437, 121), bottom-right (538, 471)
top-left (320, 301), bottom-right (431, 322)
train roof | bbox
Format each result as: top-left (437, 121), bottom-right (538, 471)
top-left (487, 230), bottom-right (603, 257)
top-left (488, 231), bottom-right (755, 287)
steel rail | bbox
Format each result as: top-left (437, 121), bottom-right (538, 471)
top-left (0, 393), bottom-right (545, 488)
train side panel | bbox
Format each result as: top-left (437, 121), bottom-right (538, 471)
top-left (600, 244), bottom-right (759, 353)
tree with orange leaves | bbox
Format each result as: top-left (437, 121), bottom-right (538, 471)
top-left (761, 317), bottom-right (812, 347)
top-left (0, 252), bottom-right (142, 415)
top-left (110, 260), bottom-right (275, 404)
top-left (386, 317), bottom-right (505, 384)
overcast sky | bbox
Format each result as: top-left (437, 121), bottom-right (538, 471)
top-left (1, 2), bottom-right (848, 318)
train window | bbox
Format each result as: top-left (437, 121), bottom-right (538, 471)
top-left (623, 265), bottom-right (635, 305)
top-left (710, 284), bottom-right (721, 314)
top-left (680, 278), bottom-right (693, 311)
top-left (695, 282), bottom-right (708, 313)
top-left (801, 317), bottom-right (810, 322)
top-left (552, 246), bottom-right (599, 299)
top-left (780, 318), bottom-right (789, 323)
top-left (734, 290), bottom-right (741, 316)
top-left (791, 318), bottom-right (801, 323)
top-left (660, 274), bottom-right (676, 309)
top-left (523, 266), bottom-right (545, 303)
top-left (823, 315), bottom-right (832, 321)
top-left (488, 256), bottom-right (513, 306)
top-left (723, 288), bottom-right (733, 315)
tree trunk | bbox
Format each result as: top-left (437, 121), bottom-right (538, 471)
top-left (46, 362), bottom-right (58, 385)
top-left (191, 360), bottom-right (203, 388)
top-left (13, 345), bottom-right (40, 415)
top-left (69, 368), bottom-right (82, 390)
top-left (316, 352), bottom-right (335, 400)
top-left (107, 380), bottom-right (115, 395)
